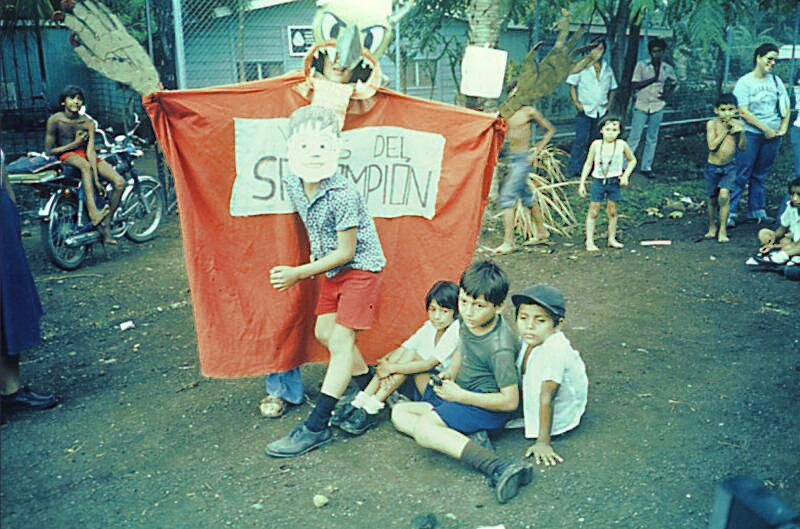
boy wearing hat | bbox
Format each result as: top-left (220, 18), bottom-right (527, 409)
top-left (512, 284), bottom-right (588, 466)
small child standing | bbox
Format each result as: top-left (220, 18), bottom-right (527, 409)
top-left (391, 260), bottom-right (533, 504)
top-left (266, 105), bottom-right (386, 458)
top-left (578, 115), bottom-right (637, 252)
top-left (704, 94), bottom-right (746, 242)
top-left (332, 280), bottom-right (460, 436)
top-left (512, 284), bottom-right (587, 466)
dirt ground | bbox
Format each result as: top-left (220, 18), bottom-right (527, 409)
top-left (2, 134), bottom-right (798, 529)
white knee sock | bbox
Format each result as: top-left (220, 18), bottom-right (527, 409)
top-left (362, 394), bottom-right (385, 415)
top-left (351, 391), bottom-right (368, 409)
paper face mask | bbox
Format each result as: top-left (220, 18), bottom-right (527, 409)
top-left (287, 121), bottom-right (342, 183)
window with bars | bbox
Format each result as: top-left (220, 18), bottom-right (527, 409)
top-left (243, 61), bottom-right (284, 81)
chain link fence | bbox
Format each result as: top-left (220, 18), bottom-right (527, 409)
top-left (168, 1), bottom-right (798, 132)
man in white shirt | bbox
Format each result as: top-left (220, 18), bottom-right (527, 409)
top-left (566, 41), bottom-right (618, 178)
top-left (627, 37), bottom-right (678, 179)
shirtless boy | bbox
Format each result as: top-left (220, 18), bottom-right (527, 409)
top-left (45, 85), bottom-right (125, 241)
top-left (704, 94), bottom-right (746, 242)
top-left (491, 104), bottom-right (555, 255)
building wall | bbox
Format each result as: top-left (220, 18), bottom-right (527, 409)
top-left (181, 4), bottom-right (531, 105)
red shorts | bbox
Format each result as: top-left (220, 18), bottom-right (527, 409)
top-left (59, 149), bottom-right (87, 162)
top-left (315, 269), bottom-right (382, 330)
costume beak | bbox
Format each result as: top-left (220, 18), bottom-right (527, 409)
top-left (336, 23), bottom-right (362, 71)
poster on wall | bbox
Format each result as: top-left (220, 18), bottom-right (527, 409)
top-left (288, 26), bottom-right (314, 57)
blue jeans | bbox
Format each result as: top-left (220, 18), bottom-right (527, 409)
top-left (265, 368), bottom-right (304, 405)
top-left (627, 108), bottom-right (665, 172)
top-left (497, 152), bottom-right (536, 209)
top-left (791, 125), bottom-right (800, 177)
top-left (730, 131), bottom-right (783, 219)
top-left (567, 111), bottom-right (603, 176)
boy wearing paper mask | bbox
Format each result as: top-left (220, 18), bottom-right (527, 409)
top-left (266, 105), bottom-right (386, 457)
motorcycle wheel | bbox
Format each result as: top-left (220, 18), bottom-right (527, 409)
top-left (41, 192), bottom-right (87, 270)
top-left (123, 176), bottom-right (165, 243)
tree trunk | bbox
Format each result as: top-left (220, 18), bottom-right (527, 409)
top-left (464, 0), bottom-right (513, 109)
top-left (609, 0), bottom-right (631, 86)
top-left (614, 17), bottom-right (641, 116)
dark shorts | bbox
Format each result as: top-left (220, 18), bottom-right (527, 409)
top-left (590, 177), bottom-right (623, 203)
top-left (421, 384), bottom-right (509, 434)
top-left (316, 268), bottom-right (382, 330)
top-left (704, 161), bottom-right (736, 197)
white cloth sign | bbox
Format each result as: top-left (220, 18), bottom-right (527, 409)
top-left (230, 119), bottom-right (445, 219)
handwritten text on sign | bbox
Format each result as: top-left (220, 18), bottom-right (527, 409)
top-left (229, 119), bottom-right (445, 219)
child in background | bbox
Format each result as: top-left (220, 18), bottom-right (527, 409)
top-left (391, 260), bottom-right (533, 504)
top-left (490, 104), bottom-right (555, 255)
top-left (44, 85), bottom-right (126, 242)
top-left (333, 281), bottom-right (460, 436)
top-left (746, 177), bottom-right (800, 269)
top-left (704, 94), bottom-right (746, 243)
top-left (512, 284), bottom-right (587, 466)
top-left (578, 115), bottom-right (636, 252)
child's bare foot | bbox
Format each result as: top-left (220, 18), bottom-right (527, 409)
top-left (523, 235), bottom-right (549, 246)
top-left (718, 233), bottom-right (730, 243)
top-left (98, 224), bottom-right (117, 245)
top-left (90, 205), bottom-right (110, 226)
top-left (704, 229), bottom-right (716, 239)
top-left (490, 242), bottom-right (516, 255)
top-left (608, 239), bottom-right (624, 249)
top-left (586, 241), bottom-right (599, 252)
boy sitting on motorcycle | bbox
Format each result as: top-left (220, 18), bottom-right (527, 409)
top-left (44, 85), bottom-right (125, 243)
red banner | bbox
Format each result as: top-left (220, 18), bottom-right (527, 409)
top-left (145, 72), bottom-right (505, 378)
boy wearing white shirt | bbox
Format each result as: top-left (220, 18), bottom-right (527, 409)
top-left (333, 281), bottom-right (460, 435)
top-left (512, 284), bottom-right (588, 466)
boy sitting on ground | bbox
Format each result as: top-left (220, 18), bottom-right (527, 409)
top-left (704, 94), bottom-right (746, 243)
top-left (332, 281), bottom-right (460, 436)
top-left (391, 260), bottom-right (533, 504)
top-left (746, 177), bottom-right (800, 270)
top-left (511, 284), bottom-right (587, 466)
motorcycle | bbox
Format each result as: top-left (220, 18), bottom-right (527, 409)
top-left (9, 114), bottom-right (165, 270)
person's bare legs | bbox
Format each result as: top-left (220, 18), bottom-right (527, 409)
top-left (392, 402), bottom-right (468, 458)
top-left (491, 207), bottom-right (517, 255)
top-left (705, 195), bottom-right (719, 239)
top-left (314, 314), bottom-right (363, 398)
top-left (524, 202), bottom-right (549, 244)
top-left (717, 189), bottom-right (730, 243)
top-left (585, 202), bottom-right (601, 252)
top-left (374, 373), bottom-right (407, 401)
top-left (63, 154), bottom-right (108, 225)
top-left (0, 354), bottom-right (21, 395)
top-left (96, 160), bottom-right (126, 243)
top-left (607, 201), bottom-right (623, 248)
